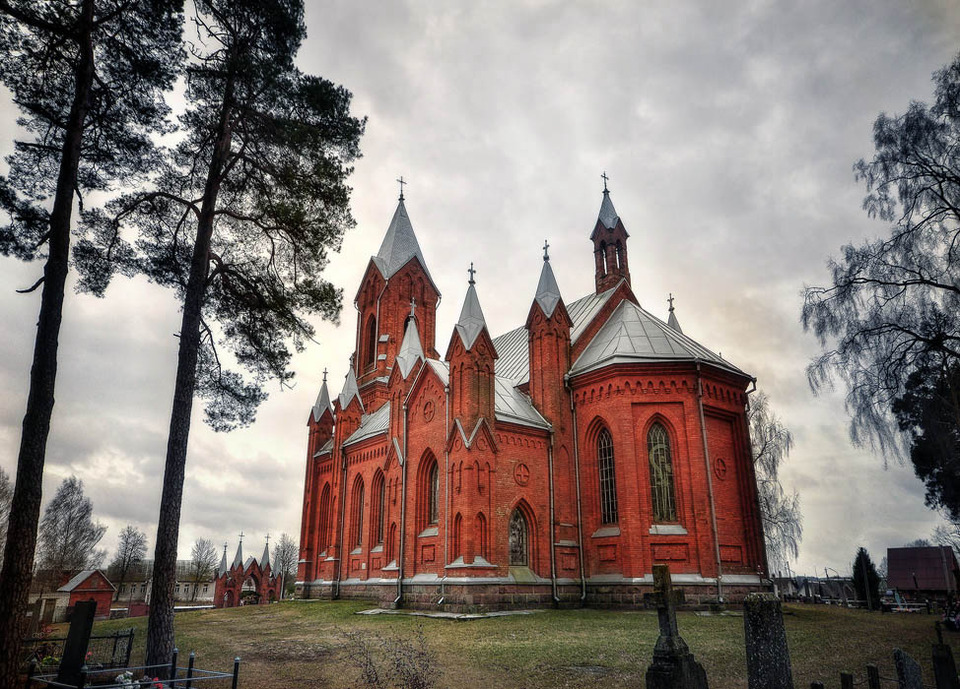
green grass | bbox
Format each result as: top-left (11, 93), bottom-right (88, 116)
top-left (77, 602), bottom-right (960, 688)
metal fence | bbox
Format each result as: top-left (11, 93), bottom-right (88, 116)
top-left (21, 629), bottom-right (135, 674)
top-left (25, 651), bottom-right (240, 689)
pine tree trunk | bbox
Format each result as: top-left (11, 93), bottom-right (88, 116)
top-left (145, 74), bottom-right (235, 674)
top-left (0, 4), bottom-right (94, 686)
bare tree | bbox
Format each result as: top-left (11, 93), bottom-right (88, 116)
top-left (108, 525), bottom-right (147, 601)
top-left (189, 538), bottom-right (218, 601)
top-left (749, 391), bottom-right (803, 575)
top-left (35, 477), bottom-right (106, 589)
top-left (272, 532), bottom-right (297, 599)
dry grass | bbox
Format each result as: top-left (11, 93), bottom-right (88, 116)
top-left (76, 601), bottom-right (960, 688)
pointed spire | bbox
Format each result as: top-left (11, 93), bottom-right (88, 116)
top-left (338, 366), bottom-right (363, 411)
top-left (373, 197), bottom-right (433, 283)
top-left (666, 293), bottom-right (683, 334)
top-left (312, 368), bottom-right (334, 421)
top-left (261, 534), bottom-right (271, 570)
top-left (232, 532), bottom-right (244, 569)
top-left (598, 184), bottom-right (620, 230)
top-left (218, 542), bottom-right (228, 576)
top-left (534, 240), bottom-right (562, 318)
top-left (396, 299), bottom-right (424, 378)
top-left (455, 264), bottom-right (488, 350)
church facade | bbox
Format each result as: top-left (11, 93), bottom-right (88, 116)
top-left (296, 185), bottom-right (767, 609)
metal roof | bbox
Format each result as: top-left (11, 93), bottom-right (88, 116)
top-left (343, 401), bottom-right (391, 447)
top-left (261, 542), bottom-right (271, 570)
top-left (534, 258), bottom-right (562, 318)
top-left (667, 307), bottom-right (683, 334)
top-left (494, 376), bottom-right (550, 429)
top-left (372, 200), bottom-right (438, 291)
top-left (887, 546), bottom-right (958, 592)
top-left (396, 317), bottom-right (424, 379)
top-left (492, 287), bottom-right (616, 384)
top-left (569, 299), bottom-right (747, 377)
top-left (315, 438), bottom-right (334, 456)
top-left (454, 282), bottom-right (489, 351)
top-left (597, 190), bottom-right (619, 229)
top-left (338, 367), bottom-right (363, 412)
top-left (312, 377), bottom-right (333, 422)
top-left (58, 570), bottom-right (114, 593)
top-left (232, 541), bottom-right (243, 569)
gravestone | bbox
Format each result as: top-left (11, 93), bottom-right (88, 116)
top-left (56, 600), bottom-right (96, 687)
top-left (644, 564), bottom-right (709, 689)
top-left (743, 593), bottom-right (793, 689)
top-left (893, 648), bottom-right (923, 689)
top-left (932, 635), bottom-right (959, 689)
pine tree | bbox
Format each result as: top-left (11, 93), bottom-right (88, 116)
top-left (0, 1), bottom-right (182, 680)
top-left (76, 0), bottom-right (364, 667)
top-left (852, 547), bottom-right (880, 610)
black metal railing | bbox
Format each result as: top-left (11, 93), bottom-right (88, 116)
top-left (21, 629), bottom-right (135, 674)
top-left (26, 650), bottom-right (240, 689)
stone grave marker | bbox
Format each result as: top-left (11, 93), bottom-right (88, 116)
top-left (893, 648), bottom-right (923, 689)
top-left (743, 592), bottom-right (794, 689)
top-left (56, 600), bottom-right (96, 687)
top-left (644, 564), bottom-right (709, 689)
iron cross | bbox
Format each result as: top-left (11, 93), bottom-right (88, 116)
top-left (397, 176), bottom-right (406, 201)
top-left (468, 262), bottom-right (476, 285)
top-left (601, 171), bottom-right (609, 191)
top-left (668, 293), bottom-right (675, 311)
top-left (543, 239), bottom-right (550, 261)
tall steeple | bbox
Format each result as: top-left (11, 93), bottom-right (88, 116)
top-left (312, 370), bottom-right (334, 422)
top-left (261, 535), bottom-right (271, 570)
top-left (395, 299), bottom-right (425, 378)
top-left (218, 542), bottom-right (228, 576)
top-left (527, 241), bottom-right (573, 425)
top-left (533, 240), bottom-right (562, 318)
top-left (590, 172), bottom-right (631, 293)
top-left (232, 532), bottom-right (244, 569)
top-left (338, 366), bottom-right (363, 412)
top-left (454, 263), bottom-right (488, 351)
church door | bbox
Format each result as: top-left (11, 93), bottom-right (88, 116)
top-left (509, 509), bottom-right (528, 566)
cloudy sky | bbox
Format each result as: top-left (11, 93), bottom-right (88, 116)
top-left (2, 0), bottom-right (959, 577)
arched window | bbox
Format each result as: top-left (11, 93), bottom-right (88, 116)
top-left (597, 428), bottom-right (618, 524)
top-left (475, 512), bottom-right (488, 560)
top-left (364, 315), bottom-right (377, 370)
top-left (318, 484), bottom-right (331, 552)
top-left (509, 509), bottom-right (528, 566)
top-left (453, 513), bottom-right (463, 560)
top-left (648, 422), bottom-right (677, 522)
top-left (599, 242), bottom-right (608, 275)
top-left (373, 472), bottom-right (385, 545)
top-left (428, 462), bottom-right (439, 525)
top-left (352, 479), bottom-right (365, 547)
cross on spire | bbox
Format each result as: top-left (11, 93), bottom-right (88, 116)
top-left (601, 170), bottom-right (610, 192)
top-left (223, 542), bottom-right (228, 553)
top-left (238, 530), bottom-right (244, 544)
top-left (396, 176), bottom-right (406, 201)
top-left (543, 239), bottom-right (550, 262)
top-left (668, 293), bottom-right (675, 312)
top-left (322, 367), bottom-right (327, 383)
top-left (264, 533), bottom-right (270, 545)
top-left (468, 262), bottom-right (476, 285)
top-left (409, 297), bottom-right (417, 318)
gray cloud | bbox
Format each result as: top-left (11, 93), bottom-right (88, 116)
top-left (1, 0), bottom-right (955, 573)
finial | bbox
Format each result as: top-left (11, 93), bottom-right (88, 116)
top-left (223, 542), bottom-right (228, 553)
top-left (601, 171), bottom-right (610, 193)
top-left (396, 176), bottom-right (406, 201)
top-left (668, 293), bottom-right (675, 312)
top-left (467, 262), bottom-right (476, 286)
top-left (238, 530), bottom-right (244, 544)
top-left (543, 239), bottom-right (550, 262)
top-left (322, 367), bottom-right (328, 383)
top-left (264, 533), bottom-right (270, 546)
top-left (409, 297), bottom-right (417, 318)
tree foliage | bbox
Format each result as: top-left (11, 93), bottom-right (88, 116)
top-left (748, 391), bottom-right (803, 574)
top-left (36, 477), bottom-right (106, 583)
top-left (802, 53), bottom-right (960, 458)
top-left (73, 0), bottom-right (364, 666)
top-left (0, 0), bottom-right (182, 680)
top-left (189, 538), bottom-right (218, 601)
top-left (892, 360), bottom-right (960, 522)
top-left (851, 547), bottom-right (880, 610)
top-left (0, 467), bottom-right (11, 567)
top-left (108, 525), bottom-right (147, 601)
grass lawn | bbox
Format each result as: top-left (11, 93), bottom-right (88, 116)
top-left (77, 601), bottom-right (959, 688)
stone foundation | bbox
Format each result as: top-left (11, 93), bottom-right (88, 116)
top-left (296, 578), bottom-right (765, 612)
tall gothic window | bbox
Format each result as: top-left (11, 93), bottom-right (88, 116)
top-left (597, 428), bottom-right (618, 524)
top-left (648, 422), bottom-right (677, 522)
top-left (364, 315), bottom-right (377, 370)
top-left (509, 509), bottom-right (528, 566)
top-left (373, 472), bottom-right (385, 545)
top-left (428, 462), bottom-right (439, 525)
top-left (353, 480), bottom-right (365, 546)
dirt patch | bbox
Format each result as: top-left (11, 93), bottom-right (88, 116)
top-left (242, 639), bottom-right (333, 662)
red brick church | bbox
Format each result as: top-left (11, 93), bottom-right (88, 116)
top-left (296, 182), bottom-right (766, 609)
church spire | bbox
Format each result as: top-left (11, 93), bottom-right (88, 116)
top-left (311, 369), bottom-right (334, 422)
top-left (261, 534), bottom-right (271, 570)
top-left (666, 293), bottom-right (683, 334)
top-left (338, 366), bottom-right (363, 411)
top-left (590, 173), bottom-right (631, 293)
top-left (372, 194), bottom-right (435, 285)
top-left (232, 532), bottom-right (244, 569)
top-left (534, 239), bottom-right (562, 318)
top-left (454, 263), bottom-right (488, 351)
top-left (218, 542), bottom-right (228, 576)
top-left (396, 299), bottom-right (425, 378)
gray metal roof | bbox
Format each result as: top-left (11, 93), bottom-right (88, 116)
top-left (58, 570), bottom-right (114, 593)
top-left (343, 401), bottom-right (391, 447)
top-left (454, 282), bottom-right (489, 351)
top-left (598, 190), bottom-right (619, 229)
top-left (534, 258), bottom-right (562, 318)
top-left (494, 376), bottom-right (550, 428)
top-left (338, 367), bottom-right (363, 412)
top-left (492, 287), bottom-right (616, 384)
top-left (425, 358), bottom-right (449, 385)
top-left (315, 438), bottom-right (334, 456)
top-left (261, 542), bottom-right (271, 570)
top-left (396, 318), bottom-right (424, 379)
top-left (218, 546), bottom-right (228, 577)
top-left (232, 541), bottom-right (243, 569)
top-left (372, 200), bottom-right (438, 291)
top-left (667, 306), bottom-right (683, 334)
top-left (569, 299), bottom-right (747, 377)
top-left (312, 377), bottom-right (334, 422)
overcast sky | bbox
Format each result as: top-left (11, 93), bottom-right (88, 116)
top-left (2, 0), bottom-right (959, 577)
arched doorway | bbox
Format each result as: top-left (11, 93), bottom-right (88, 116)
top-left (224, 590), bottom-right (235, 608)
top-left (509, 509), bottom-right (528, 566)
top-left (241, 576), bottom-right (260, 605)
